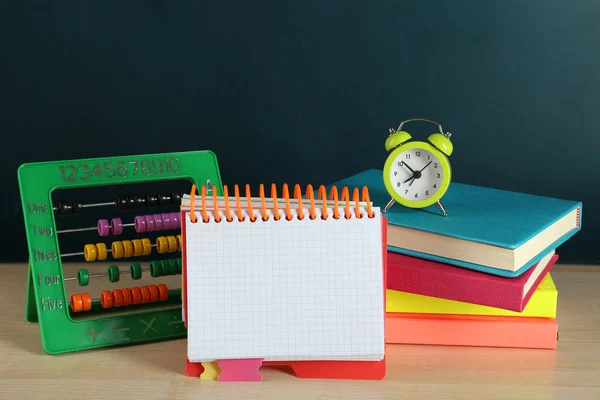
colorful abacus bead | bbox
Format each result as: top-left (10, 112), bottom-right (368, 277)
top-left (111, 218), bottom-right (123, 235)
top-left (108, 265), bottom-right (120, 282)
top-left (130, 263), bottom-right (143, 280)
top-left (78, 268), bottom-right (90, 286)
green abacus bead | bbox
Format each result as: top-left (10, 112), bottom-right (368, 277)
top-left (168, 258), bottom-right (178, 275)
top-left (78, 268), bottom-right (90, 286)
top-left (176, 258), bottom-right (182, 274)
top-left (130, 263), bottom-right (142, 280)
top-left (150, 261), bottom-right (162, 278)
top-left (160, 260), bottom-right (171, 276)
top-left (108, 265), bottom-right (120, 283)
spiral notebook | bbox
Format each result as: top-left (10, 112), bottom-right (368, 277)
top-left (180, 183), bottom-right (386, 376)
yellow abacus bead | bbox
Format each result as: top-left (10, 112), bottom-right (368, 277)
top-left (156, 236), bottom-right (168, 254)
top-left (167, 236), bottom-right (178, 253)
top-left (132, 239), bottom-right (143, 256)
top-left (84, 244), bottom-right (97, 262)
top-left (112, 241), bottom-right (124, 259)
top-left (122, 240), bottom-right (133, 258)
top-left (141, 238), bottom-right (152, 255)
top-left (177, 235), bottom-right (182, 251)
top-left (96, 243), bottom-right (108, 261)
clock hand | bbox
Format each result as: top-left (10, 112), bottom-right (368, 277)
top-left (401, 162), bottom-right (415, 174)
top-left (403, 176), bottom-right (414, 184)
top-left (419, 161), bottom-right (432, 172)
top-left (409, 177), bottom-right (416, 187)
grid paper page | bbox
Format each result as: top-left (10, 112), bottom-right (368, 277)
top-left (185, 207), bottom-right (385, 362)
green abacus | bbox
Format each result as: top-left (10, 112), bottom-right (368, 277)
top-left (18, 150), bottom-right (222, 354)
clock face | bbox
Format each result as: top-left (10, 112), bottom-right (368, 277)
top-left (388, 148), bottom-right (444, 202)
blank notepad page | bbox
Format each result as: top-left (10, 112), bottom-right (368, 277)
top-left (185, 206), bottom-right (385, 362)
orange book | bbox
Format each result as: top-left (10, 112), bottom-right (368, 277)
top-left (386, 312), bottom-right (558, 350)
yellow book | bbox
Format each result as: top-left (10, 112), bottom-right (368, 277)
top-left (386, 273), bottom-right (557, 318)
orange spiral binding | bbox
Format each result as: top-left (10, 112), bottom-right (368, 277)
top-left (305, 184), bottom-right (316, 220)
top-left (187, 184), bottom-right (376, 223)
top-left (328, 186), bottom-right (339, 219)
top-left (190, 184), bottom-right (197, 223)
top-left (223, 185), bottom-right (233, 222)
top-left (246, 184), bottom-right (257, 222)
top-left (282, 184), bottom-right (292, 220)
top-left (271, 183), bottom-right (280, 221)
top-left (201, 186), bottom-right (209, 223)
top-left (212, 185), bottom-right (221, 223)
top-left (317, 185), bottom-right (328, 220)
top-left (340, 187), bottom-right (351, 219)
top-left (234, 184), bottom-right (244, 221)
top-left (259, 184), bottom-right (268, 221)
top-left (293, 184), bottom-right (305, 220)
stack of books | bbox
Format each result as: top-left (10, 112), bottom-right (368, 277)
top-left (331, 169), bottom-right (582, 350)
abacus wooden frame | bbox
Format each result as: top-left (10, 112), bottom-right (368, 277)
top-left (17, 150), bottom-right (223, 354)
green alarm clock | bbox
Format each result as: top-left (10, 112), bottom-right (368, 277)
top-left (382, 118), bottom-right (454, 216)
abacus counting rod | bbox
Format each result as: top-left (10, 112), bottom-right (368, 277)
top-left (57, 212), bottom-right (181, 236)
top-left (69, 284), bottom-right (171, 312)
top-left (60, 235), bottom-right (182, 261)
top-left (59, 242), bottom-right (159, 257)
top-left (64, 258), bottom-right (182, 286)
top-left (54, 192), bottom-right (184, 216)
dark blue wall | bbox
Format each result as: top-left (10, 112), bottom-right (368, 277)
top-left (1, 1), bottom-right (597, 263)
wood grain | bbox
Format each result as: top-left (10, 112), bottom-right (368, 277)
top-left (1, 263), bottom-right (599, 399)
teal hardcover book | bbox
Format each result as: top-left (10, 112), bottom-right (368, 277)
top-left (329, 169), bottom-right (582, 277)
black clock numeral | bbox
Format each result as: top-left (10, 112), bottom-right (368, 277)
top-left (425, 190), bottom-right (429, 196)
top-left (405, 154), bottom-right (410, 159)
top-left (433, 184), bottom-right (437, 188)
top-left (434, 163), bottom-right (438, 168)
top-left (397, 182), bottom-right (400, 187)
top-left (437, 173), bottom-right (440, 178)
top-left (394, 171), bottom-right (397, 176)
top-left (416, 151), bottom-right (421, 157)
top-left (414, 193), bottom-right (418, 198)
top-left (398, 161), bottom-right (403, 167)
top-left (428, 155), bottom-right (430, 160)
top-left (405, 190), bottom-right (408, 194)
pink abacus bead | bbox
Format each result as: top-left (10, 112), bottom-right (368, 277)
top-left (97, 219), bottom-right (110, 236)
top-left (111, 218), bottom-right (123, 235)
top-left (144, 214), bottom-right (155, 231)
top-left (170, 212), bottom-right (180, 229)
top-left (134, 215), bottom-right (147, 233)
top-left (161, 213), bottom-right (171, 229)
top-left (153, 214), bottom-right (163, 230)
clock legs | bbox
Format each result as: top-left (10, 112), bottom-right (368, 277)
top-left (436, 201), bottom-right (448, 217)
top-left (383, 199), bottom-right (396, 213)
top-left (383, 198), bottom-right (448, 216)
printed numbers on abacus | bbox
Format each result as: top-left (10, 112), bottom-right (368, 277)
top-left (59, 158), bottom-right (182, 182)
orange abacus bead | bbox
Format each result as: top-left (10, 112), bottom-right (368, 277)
top-left (121, 288), bottom-right (133, 306)
top-left (81, 293), bottom-right (92, 311)
top-left (148, 285), bottom-right (159, 302)
top-left (140, 286), bottom-right (151, 303)
top-left (101, 290), bottom-right (114, 308)
top-left (131, 287), bottom-right (142, 304)
top-left (71, 294), bottom-right (83, 312)
top-left (158, 284), bottom-right (168, 301)
top-left (112, 289), bottom-right (124, 307)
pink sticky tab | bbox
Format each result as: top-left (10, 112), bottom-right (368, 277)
top-left (216, 359), bottom-right (263, 382)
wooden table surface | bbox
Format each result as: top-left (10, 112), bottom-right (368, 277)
top-left (1, 262), bottom-right (599, 399)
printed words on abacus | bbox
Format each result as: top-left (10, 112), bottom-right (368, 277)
top-left (59, 157), bottom-right (182, 182)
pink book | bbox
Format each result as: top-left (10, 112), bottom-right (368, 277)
top-left (387, 250), bottom-right (559, 312)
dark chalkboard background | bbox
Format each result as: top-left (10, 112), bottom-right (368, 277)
top-left (1, 1), bottom-right (597, 263)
